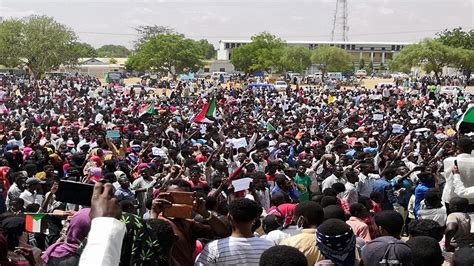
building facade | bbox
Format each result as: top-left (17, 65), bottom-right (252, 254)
top-left (216, 40), bottom-right (411, 73)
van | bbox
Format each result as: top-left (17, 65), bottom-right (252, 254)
top-left (327, 72), bottom-right (343, 81)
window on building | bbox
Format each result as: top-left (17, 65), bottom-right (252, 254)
top-left (391, 45), bottom-right (395, 51)
top-left (396, 45), bottom-right (400, 50)
top-left (219, 68), bottom-right (225, 72)
top-left (359, 47), bottom-right (363, 50)
top-left (381, 47), bottom-right (385, 51)
top-left (225, 43), bottom-right (230, 49)
top-left (371, 47), bottom-right (375, 51)
top-left (351, 45), bottom-right (355, 50)
top-left (204, 67), bottom-right (210, 73)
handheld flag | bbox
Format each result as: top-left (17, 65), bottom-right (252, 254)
top-left (138, 103), bottom-right (155, 117)
top-left (295, 130), bottom-right (305, 140)
top-left (193, 97), bottom-right (216, 123)
top-left (456, 107), bottom-right (474, 134)
top-left (25, 213), bottom-right (47, 233)
top-left (328, 95), bottom-right (336, 104)
top-left (266, 122), bottom-right (276, 132)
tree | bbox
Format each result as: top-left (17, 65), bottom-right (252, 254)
top-left (71, 42), bottom-right (97, 58)
top-left (311, 45), bottom-right (352, 81)
top-left (109, 58), bottom-right (117, 64)
top-left (379, 62), bottom-right (386, 71)
top-left (126, 34), bottom-right (203, 78)
top-left (0, 15), bottom-right (78, 78)
top-left (97, 45), bottom-right (130, 58)
top-left (359, 58), bottom-right (365, 69)
top-left (436, 27), bottom-right (474, 77)
top-left (436, 27), bottom-right (473, 50)
top-left (134, 25), bottom-right (174, 48)
top-left (231, 32), bottom-right (285, 74)
top-left (390, 39), bottom-right (458, 83)
top-left (278, 46), bottom-right (312, 73)
top-left (196, 39), bottom-right (216, 60)
top-left (367, 60), bottom-right (374, 73)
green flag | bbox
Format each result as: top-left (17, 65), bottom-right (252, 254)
top-left (267, 122), bottom-right (276, 132)
top-left (456, 107), bottom-right (474, 134)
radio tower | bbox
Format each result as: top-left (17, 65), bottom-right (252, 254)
top-left (330, 0), bottom-right (349, 41)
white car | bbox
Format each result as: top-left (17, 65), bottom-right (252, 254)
top-left (124, 85), bottom-right (156, 95)
top-left (439, 86), bottom-right (469, 96)
top-left (391, 72), bottom-right (409, 79)
top-left (274, 81), bottom-right (288, 91)
top-left (355, 69), bottom-right (367, 78)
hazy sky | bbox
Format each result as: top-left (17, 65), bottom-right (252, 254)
top-left (1, 0), bottom-right (473, 48)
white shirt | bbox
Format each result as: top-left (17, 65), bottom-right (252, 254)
top-left (442, 154), bottom-right (474, 204)
top-left (79, 217), bottom-right (126, 266)
top-left (195, 236), bottom-right (274, 265)
top-left (321, 174), bottom-right (345, 191)
top-left (343, 182), bottom-right (358, 205)
top-left (19, 190), bottom-right (43, 207)
top-left (357, 173), bottom-right (373, 198)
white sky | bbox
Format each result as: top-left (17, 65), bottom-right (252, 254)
top-left (1, 0), bottom-right (473, 48)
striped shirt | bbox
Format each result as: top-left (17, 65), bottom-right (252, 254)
top-left (195, 236), bottom-right (274, 266)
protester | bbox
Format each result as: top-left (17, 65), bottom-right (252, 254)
top-left (259, 245), bottom-right (307, 266)
top-left (0, 72), bottom-right (473, 266)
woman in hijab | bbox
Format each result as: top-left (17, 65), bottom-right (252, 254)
top-left (316, 218), bottom-right (359, 266)
top-left (41, 208), bottom-right (91, 265)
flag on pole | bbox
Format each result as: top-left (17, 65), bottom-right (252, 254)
top-left (193, 97), bottom-right (216, 123)
top-left (456, 107), bottom-right (474, 133)
top-left (328, 95), bottom-right (336, 104)
top-left (266, 122), bottom-right (276, 132)
top-left (138, 103), bottom-right (155, 117)
top-left (25, 213), bottom-right (47, 233)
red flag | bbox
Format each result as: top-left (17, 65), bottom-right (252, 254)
top-left (297, 84), bottom-right (302, 98)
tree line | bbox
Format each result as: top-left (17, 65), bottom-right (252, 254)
top-left (0, 15), bottom-right (471, 80)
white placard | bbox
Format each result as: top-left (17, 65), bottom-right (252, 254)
top-left (232, 178), bottom-right (253, 192)
top-left (373, 114), bottom-right (384, 121)
top-left (227, 138), bottom-right (248, 149)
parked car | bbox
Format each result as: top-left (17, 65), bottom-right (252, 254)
top-left (274, 81), bottom-right (288, 91)
top-left (355, 69), bottom-right (367, 78)
top-left (391, 72), bottom-right (409, 80)
top-left (124, 84), bottom-right (156, 95)
top-left (439, 86), bottom-right (470, 96)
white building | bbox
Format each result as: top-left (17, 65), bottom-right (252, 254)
top-left (215, 40), bottom-right (411, 73)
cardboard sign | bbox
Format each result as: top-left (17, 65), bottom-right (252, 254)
top-left (232, 178), bottom-right (253, 192)
top-left (392, 124), bottom-right (404, 134)
top-left (373, 114), bottom-right (384, 121)
top-left (106, 130), bottom-right (121, 139)
top-left (228, 138), bottom-right (248, 149)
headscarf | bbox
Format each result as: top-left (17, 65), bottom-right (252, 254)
top-left (41, 208), bottom-right (91, 263)
top-left (89, 155), bottom-right (103, 167)
top-left (316, 220), bottom-right (356, 266)
top-left (88, 167), bottom-right (102, 183)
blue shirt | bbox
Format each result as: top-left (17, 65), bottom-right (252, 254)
top-left (414, 181), bottom-right (433, 218)
top-left (372, 178), bottom-right (396, 210)
top-left (114, 187), bottom-right (135, 201)
top-left (271, 185), bottom-right (299, 203)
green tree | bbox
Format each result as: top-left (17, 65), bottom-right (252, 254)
top-left (311, 45), bottom-right (352, 81)
top-left (109, 58), bottom-right (117, 64)
top-left (71, 42), bottom-right (97, 58)
top-left (231, 32), bottom-right (285, 73)
top-left (278, 46), bottom-right (312, 73)
top-left (379, 62), bottom-right (385, 71)
top-left (134, 25), bottom-right (174, 48)
top-left (196, 39), bottom-right (216, 60)
top-left (390, 39), bottom-right (458, 83)
top-left (436, 27), bottom-right (473, 50)
top-left (126, 34), bottom-right (203, 78)
top-left (359, 58), bottom-right (365, 69)
top-left (97, 45), bottom-right (130, 58)
top-left (436, 27), bottom-right (474, 77)
top-left (0, 15), bottom-right (78, 78)
top-left (367, 60), bottom-right (374, 73)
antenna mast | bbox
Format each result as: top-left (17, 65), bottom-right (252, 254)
top-left (330, 0), bottom-right (349, 41)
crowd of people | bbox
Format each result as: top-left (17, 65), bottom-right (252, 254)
top-left (0, 73), bottom-right (473, 266)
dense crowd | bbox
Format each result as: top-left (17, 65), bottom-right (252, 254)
top-left (0, 74), bottom-right (473, 266)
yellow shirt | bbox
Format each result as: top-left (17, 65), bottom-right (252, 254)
top-left (280, 228), bottom-right (324, 266)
